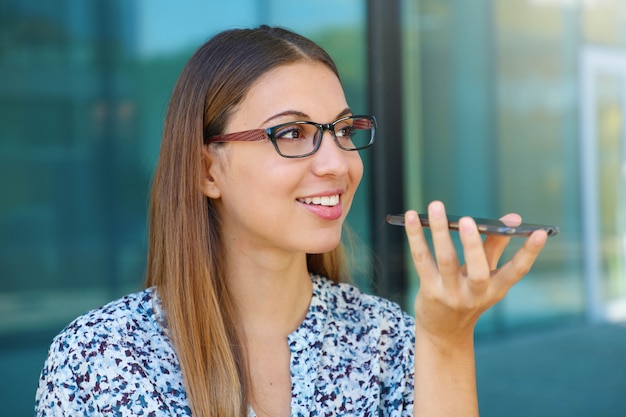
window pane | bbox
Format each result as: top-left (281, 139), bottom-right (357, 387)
top-left (0, 1), bottom-right (370, 415)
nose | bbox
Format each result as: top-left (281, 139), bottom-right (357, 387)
top-left (310, 129), bottom-right (351, 176)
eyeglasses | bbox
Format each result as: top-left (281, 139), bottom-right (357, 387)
top-left (206, 115), bottom-right (376, 158)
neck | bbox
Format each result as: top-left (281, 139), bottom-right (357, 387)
top-left (226, 252), bottom-right (313, 338)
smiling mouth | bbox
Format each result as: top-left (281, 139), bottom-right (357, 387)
top-left (297, 194), bottom-right (340, 207)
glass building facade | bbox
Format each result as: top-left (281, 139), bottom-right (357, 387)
top-left (1, 0), bottom-right (625, 415)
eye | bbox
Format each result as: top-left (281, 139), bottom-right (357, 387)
top-left (274, 125), bottom-right (307, 141)
top-left (335, 125), bottom-right (354, 138)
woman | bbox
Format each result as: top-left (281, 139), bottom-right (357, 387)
top-left (35, 26), bottom-right (547, 416)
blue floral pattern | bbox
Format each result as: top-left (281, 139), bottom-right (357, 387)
top-left (36, 275), bottom-right (415, 416)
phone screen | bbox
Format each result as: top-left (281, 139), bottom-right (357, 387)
top-left (386, 213), bottom-right (559, 237)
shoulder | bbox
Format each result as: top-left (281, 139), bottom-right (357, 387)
top-left (313, 274), bottom-right (415, 338)
top-left (306, 275), bottom-right (415, 407)
top-left (52, 288), bottom-right (162, 350)
top-left (314, 275), bottom-right (413, 322)
top-left (42, 288), bottom-right (168, 378)
top-left (36, 288), bottom-right (188, 415)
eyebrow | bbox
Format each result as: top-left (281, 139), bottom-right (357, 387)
top-left (262, 107), bottom-right (353, 125)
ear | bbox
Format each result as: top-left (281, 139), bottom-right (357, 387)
top-left (199, 145), bottom-right (222, 199)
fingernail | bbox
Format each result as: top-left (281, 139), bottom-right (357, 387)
top-left (459, 217), bottom-right (475, 234)
top-left (429, 201), bottom-right (444, 218)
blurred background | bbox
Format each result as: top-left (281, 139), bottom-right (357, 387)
top-left (1, 0), bottom-right (626, 415)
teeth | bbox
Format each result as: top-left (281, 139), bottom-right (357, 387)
top-left (299, 194), bottom-right (340, 206)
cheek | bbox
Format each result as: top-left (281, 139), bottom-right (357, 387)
top-left (350, 154), bottom-right (365, 187)
top-left (223, 152), bottom-right (290, 198)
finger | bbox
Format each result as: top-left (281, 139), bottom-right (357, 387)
top-left (499, 213), bottom-right (522, 227)
top-left (482, 213), bottom-right (520, 269)
top-left (458, 216), bottom-right (491, 292)
top-left (404, 210), bottom-right (439, 284)
top-left (496, 229), bottom-right (548, 289)
top-left (428, 201), bottom-right (461, 280)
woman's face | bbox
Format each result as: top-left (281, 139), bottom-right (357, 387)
top-left (201, 61), bottom-right (364, 260)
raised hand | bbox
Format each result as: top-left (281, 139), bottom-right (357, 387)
top-left (405, 200), bottom-right (548, 344)
top-left (406, 200), bottom-right (548, 417)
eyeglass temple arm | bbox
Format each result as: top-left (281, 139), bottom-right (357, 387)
top-left (206, 129), bottom-right (267, 143)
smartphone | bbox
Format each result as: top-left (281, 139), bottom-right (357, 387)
top-left (386, 213), bottom-right (559, 237)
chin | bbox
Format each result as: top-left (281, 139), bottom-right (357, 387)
top-left (304, 236), bottom-right (342, 255)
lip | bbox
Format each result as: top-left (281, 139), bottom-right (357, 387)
top-left (296, 189), bottom-right (345, 221)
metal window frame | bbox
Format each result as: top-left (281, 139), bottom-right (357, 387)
top-left (367, 0), bottom-right (407, 306)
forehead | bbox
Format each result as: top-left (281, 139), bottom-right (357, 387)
top-left (228, 61), bottom-right (348, 129)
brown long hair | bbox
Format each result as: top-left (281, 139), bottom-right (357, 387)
top-left (146, 26), bottom-right (349, 416)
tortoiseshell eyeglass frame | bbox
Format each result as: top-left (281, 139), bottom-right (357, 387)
top-left (205, 115), bottom-right (376, 158)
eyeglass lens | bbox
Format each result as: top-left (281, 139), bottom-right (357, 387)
top-left (272, 116), bottom-right (374, 157)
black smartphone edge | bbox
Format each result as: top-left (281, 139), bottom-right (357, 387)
top-left (386, 213), bottom-right (559, 237)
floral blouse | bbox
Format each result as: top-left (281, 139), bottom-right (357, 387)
top-left (36, 274), bottom-right (415, 416)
